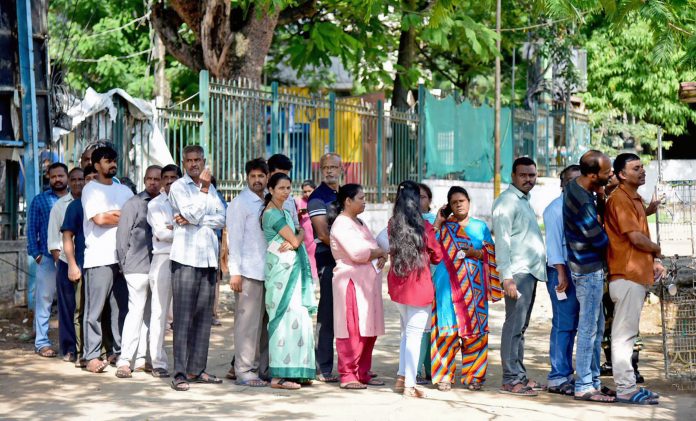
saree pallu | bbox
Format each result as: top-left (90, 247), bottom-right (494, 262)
top-left (430, 217), bottom-right (502, 384)
top-left (263, 209), bottom-right (317, 380)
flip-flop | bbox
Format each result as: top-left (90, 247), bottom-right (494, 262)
top-left (316, 373), bottom-right (339, 383)
top-left (271, 379), bottom-right (301, 390)
top-left (437, 382), bottom-right (452, 392)
top-left (548, 381), bottom-right (575, 396)
top-left (365, 378), bottom-right (385, 386)
top-left (189, 372), bottom-right (223, 384)
top-left (574, 390), bottom-right (616, 403)
top-left (467, 382), bottom-right (483, 391)
top-left (235, 378), bottom-right (268, 387)
top-left (499, 383), bottom-right (538, 396)
top-left (151, 368), bottom-right (170, 378)
top-left (340, 382), bottom-right (367, 390)
top-left (616, 388), bottom-right (658, 405)
top-left (115, 366), bottom-right (132, 378)
top-left (36, 346), bottom-right (57, 358)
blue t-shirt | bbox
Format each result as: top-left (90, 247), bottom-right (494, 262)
top-left (61, 198), bottom-right (86, 268)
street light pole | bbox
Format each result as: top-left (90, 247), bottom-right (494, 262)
top-left (494, 0), bottom-right (502, 197)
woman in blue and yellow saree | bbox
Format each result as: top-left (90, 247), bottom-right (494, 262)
top-left (430, 186), bottom-right (502, 391)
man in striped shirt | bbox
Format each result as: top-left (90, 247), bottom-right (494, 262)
top-left (563, 150), bottom-right (614, 403)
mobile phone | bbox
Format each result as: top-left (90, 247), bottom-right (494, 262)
top-left (441, 205), bottom-right (452, 218)
top-left (556, 290), bottom-right (567, 301)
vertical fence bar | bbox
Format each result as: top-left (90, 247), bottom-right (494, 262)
top-left (376, 100), bottom-right (384, 202)
top-left (328, 92), bottom-right (336, 153)
top-left (271, 81), bottom-right (279, 156)
top-left (417, 84), bottom-right (426, 182)
top-left (199, 70), bottom-right (211, 161)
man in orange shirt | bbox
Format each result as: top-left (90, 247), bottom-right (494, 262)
top-left (604, 153), bottom-right (665, 405)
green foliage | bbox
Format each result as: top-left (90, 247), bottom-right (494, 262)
top-left (582, 19), bottom-right (696, 152)
top-left (49, 0), bottom-right (195, 100)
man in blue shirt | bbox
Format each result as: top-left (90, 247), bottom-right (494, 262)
top-left (543, 165), bottom-right (580, 395)
top-left (27, 162), bottom-right (70, 358)
top-left (563, 150), bottom-right (614, 402)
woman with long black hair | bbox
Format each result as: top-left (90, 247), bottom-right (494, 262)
top-left (330, 183), bottom-right (387, 390)
top-left (388, 180), bottom-right (443, 398)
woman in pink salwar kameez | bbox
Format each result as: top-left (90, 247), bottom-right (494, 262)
top-left (329, 184), bottom-right (387, 390)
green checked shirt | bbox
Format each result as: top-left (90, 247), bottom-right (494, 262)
top-left (491, 184), bottom-right (547, 282)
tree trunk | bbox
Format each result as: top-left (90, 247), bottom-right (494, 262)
top-left (392, 0), bottom-right (419, 111)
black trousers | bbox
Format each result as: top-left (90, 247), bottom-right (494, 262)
top-left (314, 248), bottom-right (336, 375)
top-left (171, 261), bottom-right (216, 378)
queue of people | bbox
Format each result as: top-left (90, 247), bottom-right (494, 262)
top-left (25, 143), bottom-right (664, 404)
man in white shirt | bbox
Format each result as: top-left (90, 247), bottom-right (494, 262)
top-left (114, 165), bottom-right (162, 378)
top-left (146, 164), bottom-right (181, 378)
top-left (168, 145), bottom-right (226, 391)
top-left (48, 167), bottom-right (84, 363)
top-left (227, 158), bottom-right (270, 387)
top-left (81, 146), bottom-right (134, 373)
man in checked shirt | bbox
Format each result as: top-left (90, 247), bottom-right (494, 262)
top-left (168, 145), bottom-right (226, 391)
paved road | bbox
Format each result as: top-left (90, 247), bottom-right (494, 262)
top-left (1, 283), bottom-right (694, 420)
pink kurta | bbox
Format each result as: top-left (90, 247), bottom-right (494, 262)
top-left (330, 214), bottom-right (385, 339)
top-left (296, 196), bottom-right (318, 279)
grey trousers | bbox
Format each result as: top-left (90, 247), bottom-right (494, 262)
top-left (233, 277), bottom-right (269, 381)
top-left (500, 273), bottom-right (538, 385)
top-left (610, 279), bottom-right (647, 395)
top-left (83, 264), bottom-right (128, 361)
top-left (171, 262), bottom-right (216, 378)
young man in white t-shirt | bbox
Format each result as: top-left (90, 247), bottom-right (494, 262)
top-left (81, 146), bottom-right (134, 373)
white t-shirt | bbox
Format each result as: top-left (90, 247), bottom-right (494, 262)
top-left (82, 180), bottom-right (134, 269)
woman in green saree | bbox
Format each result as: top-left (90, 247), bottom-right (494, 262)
top-left (261, 173), bottom-right (317, 390)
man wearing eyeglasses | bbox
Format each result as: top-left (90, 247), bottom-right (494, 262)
top-left (308, 152), bottom-right (343, 383)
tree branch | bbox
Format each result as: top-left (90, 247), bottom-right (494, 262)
top-left (151, 2), bottom-right (205, 72)
top-left (278, 0), bottom-right (319, 25)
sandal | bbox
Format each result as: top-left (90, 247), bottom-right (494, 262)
top-left (524, 379), bottom-right (547, 391)
top-left (271, 379), bottom-right (301, 390)
top-left (36, 346), bottom-right (57, 358)
top-left (86, 358), bottom-right (109, 373)
top-left (235, 378), bottom-right (268, 387)
top-left (639, 387), bottom-right (660, 399)
top-left (365, 378), bottom-right (385, 386)
top-left (499, 383), bottom-right (538, 396)
top-left (574, 389), bottom-right (616, 403)
top-left (394, 375), bottom-right (405, 393)
top-left (368, 371), bottom-right (378, 378)
top-left (299, 379), bottom-right (313, 386)
top-left (115, 366), bottom-right (132, 378)
top-left (467, 382), bottom-right (483, 391)
top-left (316, 373), bottom-right (339, 383)
top-left (416, 375), bottom-right (429, 385)
top-left (340, 381), bottom-right (367, 390)
top-left (151, 368), bottom-right (170, 378)
top-left (600, 386), bottom-right (617, 397)
top-left (616, 388), bottom-right (658, 405)
top-left (189, 372), bottom-right (223, 384)
top-left (403, 386), bottom-right (426, 398)
top-left (548, 381), bottom-right (575, 396)
top-left (171, 376), bottom-right (190, 391)
top-left (226, 367), bottom-right (237, 380)
top-left (436, 382), bottom-right (452, 392)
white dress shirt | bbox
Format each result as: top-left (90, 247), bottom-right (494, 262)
top-left (168, 173), bottom-right (226, 268)
top-left (47, 194), bottom-right (76, 264)
top-left (147, 192), bottom-right (175, 256)
top-left (226, 187), bottom-right (267, 281)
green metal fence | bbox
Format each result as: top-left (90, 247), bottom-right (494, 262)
top-left (156, 71), bottom-right (421, 201)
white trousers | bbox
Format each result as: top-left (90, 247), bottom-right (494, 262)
top-left (117, 273), bottom-right (150, 368)
top-left (395, 303), bottom-right (431, 388)
top-left (149, 254), bottom-right (172, 370)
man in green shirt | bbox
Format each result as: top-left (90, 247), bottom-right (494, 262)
top-left (492, 157), bottom-right (547, 396)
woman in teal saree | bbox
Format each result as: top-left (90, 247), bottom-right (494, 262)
top-left (261, 173), bottom-right (317, 390)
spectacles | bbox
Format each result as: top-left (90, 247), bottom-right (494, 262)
top-left (321, 165), bottom-right (341, 171)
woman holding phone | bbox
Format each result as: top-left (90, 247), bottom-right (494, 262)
top-left (430, 186), bottom-right (502, 391)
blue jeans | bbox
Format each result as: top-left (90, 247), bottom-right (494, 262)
top-left (546, 266), bottom-right (579, 387)
top-left (572, 269), bottom-right (605, 394)
top-left (34, 256), bottom-right (57, 351)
